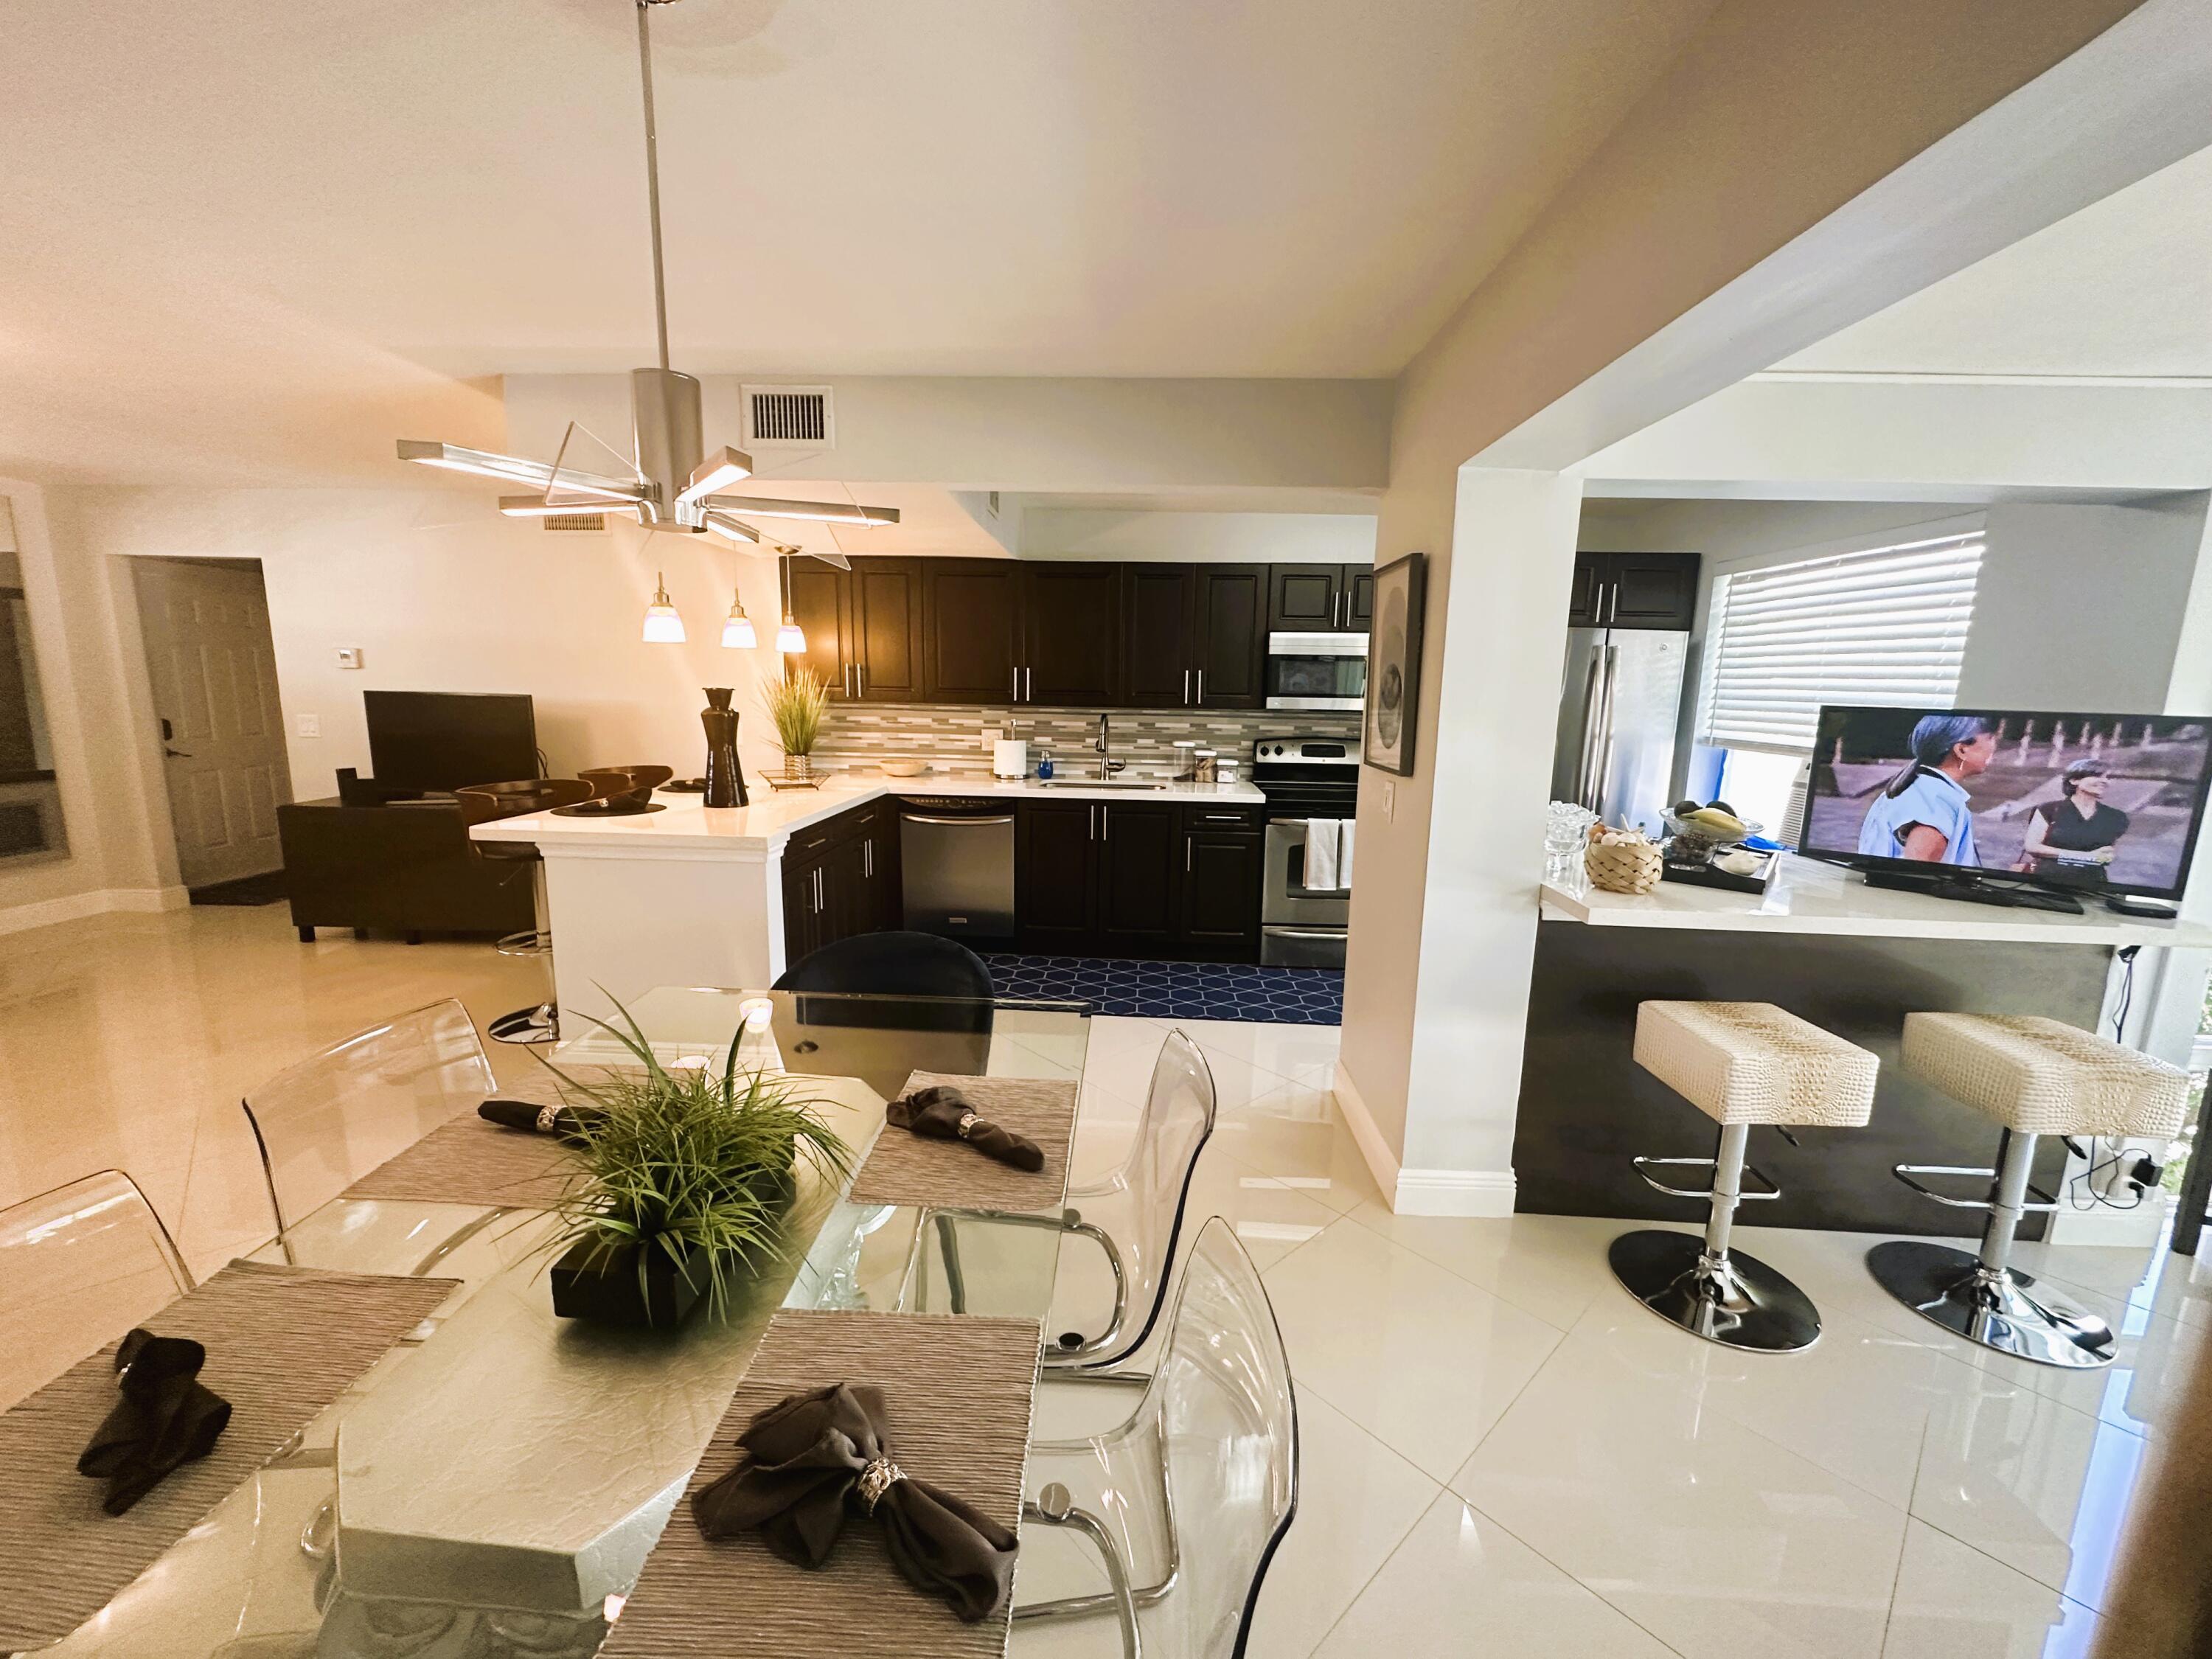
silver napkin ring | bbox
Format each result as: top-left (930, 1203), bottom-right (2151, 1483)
top-left (955, 1111), bottom-right (979, 1140)
top-left (535, 1105), bottom-right (560, 1133)
top-left (857, 1456), bottom-right (905, 1514)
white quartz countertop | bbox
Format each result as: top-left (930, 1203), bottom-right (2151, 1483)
top-left (470, 773), bottom-right (1267, 853)
top-left (1540, 852), bottom-right (2212, 947)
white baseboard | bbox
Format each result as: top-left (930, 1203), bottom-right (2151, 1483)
top-left (0, 884), bottom-right (190, 936)
top-left (1330, 1060), bottom-right (1518, 1218)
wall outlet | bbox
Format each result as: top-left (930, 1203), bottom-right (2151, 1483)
top-left (1380, 779), bottom-right (1395, 818)
top-left (335, 646), bottom-right (363, 669)
top-left (296, 712), bottom-right (321, 738)
top-left (981, 726), bottom-right (1002, 751)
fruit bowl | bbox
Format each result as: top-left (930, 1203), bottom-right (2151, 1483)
top-left (1662, 805), bottom-right (1762, 855)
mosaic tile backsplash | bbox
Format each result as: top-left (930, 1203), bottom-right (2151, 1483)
top-left (812, 702), bottom-right (1360, 779)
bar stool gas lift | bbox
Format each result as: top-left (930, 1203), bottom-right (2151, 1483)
top-left (1613, 1001), bottom-right (1880, 1354)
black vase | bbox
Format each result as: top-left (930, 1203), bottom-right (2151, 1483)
top-left (701, 688), bottom-right (746, 808)
top-left (549, 1237), bottom-right (712, 1329)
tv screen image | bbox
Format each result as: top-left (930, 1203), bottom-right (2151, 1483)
top-left (363, 690), bottom-right (538, 795)
top-left (1802, 706), bottom-right (2212, 902)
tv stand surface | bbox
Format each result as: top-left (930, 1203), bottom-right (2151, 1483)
top-left (1861, 868), bottom-right (2083, 914)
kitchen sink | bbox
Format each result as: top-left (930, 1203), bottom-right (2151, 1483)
top-left (1035, 778), bottom-right (1167, 790)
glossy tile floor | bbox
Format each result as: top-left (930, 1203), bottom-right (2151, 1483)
top-left (4, 905), bottom-right (2207, 1657)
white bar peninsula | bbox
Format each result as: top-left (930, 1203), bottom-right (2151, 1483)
top-left (470, 774), bottom-right (1265, 1028)
top-left (1519, 852), bottom-right (2211, 1236)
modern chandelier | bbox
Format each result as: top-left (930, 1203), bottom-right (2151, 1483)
top-left (396, 0), bottom-right (897, 586)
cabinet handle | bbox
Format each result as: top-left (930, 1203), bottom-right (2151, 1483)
top-left (1186, 839), bottom-right (1192, 873)
top-left (1183, 667), bottom-right (1190, 706)
top-left (1195, 669), bottom-right (1204, 705)
top-left (863, 839), bottom-right (872, 878)
top-left (1101, 804), bottom-right (1109, 842)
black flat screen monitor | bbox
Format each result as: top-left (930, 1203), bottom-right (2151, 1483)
top-left (364, 691), bottom-right (538, 794)
top-left (1801, 705), bottom-right (2212, 902)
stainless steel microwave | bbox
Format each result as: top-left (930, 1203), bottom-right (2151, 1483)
top-left (1265, 632), bottom-right (1368, 711)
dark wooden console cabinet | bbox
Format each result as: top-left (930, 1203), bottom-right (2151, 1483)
top-left (279, 799), bottom-right (535, 943)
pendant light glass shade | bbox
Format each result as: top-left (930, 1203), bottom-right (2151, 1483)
top-left (721, 589), bottom-right (757, 649)
top-left (776, 613), bottom-right (806, 653)
top-left (641, 571), bottom-right (686, 644)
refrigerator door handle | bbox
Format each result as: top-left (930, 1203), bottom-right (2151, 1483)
top-left (1593, 641), bottom-right (1621, 818)
top-left (1574, 645), bottom-right (1604, 811)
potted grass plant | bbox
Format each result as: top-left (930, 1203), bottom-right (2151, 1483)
top-left (541, 1001), bottom-right (852, 1329)
top-left (760, 665), bottom-right (830, 785)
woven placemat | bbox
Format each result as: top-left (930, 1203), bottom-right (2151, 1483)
top-left (0, 1259), bottom-right (458, 1651)
top-left (602, 1310), bottom-right (1043, 1658)
top-left (344, 1112), bottom-right (580, 1208)
top-left (846, 1073), bottom-right (1077, 1212)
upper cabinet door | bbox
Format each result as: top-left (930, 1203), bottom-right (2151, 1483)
top-left (1021, 563), bottom-right (1122, 706)
top-left (1268, 565), bottom-right (1340, 631)
top-left (783, 560), bottom-right (849, 696)
top-left (1602, 552), bottom-right (1702, 630)
top-left (1565, 553), bottom-right (1605, 628)
top-left (1340, 563), bottom-right (1376, 633)
top-left (1193, 566), bottom-right (1266, 709)
top-left (848, 559), bottom-right (925, 701)
top-left (921, 561), bottom-right (1022, 704)
top-left (1121, 564), bottom-right (1196, 709)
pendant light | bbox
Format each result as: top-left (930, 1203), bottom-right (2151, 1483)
top-left (720, 586), bottom-right (757, 649)
top-left (641, 571), bottom-right (686, 643)
top-left (776, 554), bottom-right (806, 654)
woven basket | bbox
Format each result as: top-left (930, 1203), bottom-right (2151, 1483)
top-left (1586, 836), bottom-right (1663, 894)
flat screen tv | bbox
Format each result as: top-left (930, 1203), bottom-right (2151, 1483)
top-left (364, 690), bottom-right (538, 794)
top-left (1801, 705), bottom-right (2212, 905)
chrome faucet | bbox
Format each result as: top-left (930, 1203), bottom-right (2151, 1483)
top-left (1093, 713), bottom-right (1124, 779)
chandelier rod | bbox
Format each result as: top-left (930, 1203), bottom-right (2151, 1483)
top-left (635, 1), bottom-right (672, 372)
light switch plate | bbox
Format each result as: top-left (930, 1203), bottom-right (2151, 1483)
top-left (335, 647), bottom-right (363, 669)
top-left (1380, 779), bottom-right (1395, 818)
top-left (296, 713), bottom-right (321, 738)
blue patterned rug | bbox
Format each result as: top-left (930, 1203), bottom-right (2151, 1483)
top-left (981, 954), bottom-right (1343, 1024)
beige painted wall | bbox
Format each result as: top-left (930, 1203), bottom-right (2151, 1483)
top-left (0, 478), bottom-right (181, 930)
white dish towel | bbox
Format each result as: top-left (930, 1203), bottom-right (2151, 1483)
top-left (1304, 819), bottom-right (1341, 891)
top-left (1337, 818), bottom-right (1356, 889)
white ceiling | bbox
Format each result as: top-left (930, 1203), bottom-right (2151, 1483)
top-left (0, 0), bottom-right (1721, 485)
top-left (1775, 141), bottom-right (2212, 380)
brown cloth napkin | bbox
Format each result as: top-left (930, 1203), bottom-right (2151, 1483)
top-left (692, 1382), bottom-right (1018, 1624)
top-left (886, 1085), bottom-right (1045, 1175)
top-left (75, 1329), bottom-right (233, 1515)
top-left (478, 1097), bottom-right (605, 1145)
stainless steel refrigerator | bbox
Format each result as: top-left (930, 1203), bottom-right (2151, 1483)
top-left (1552, 624), bottom-right (1688, 835)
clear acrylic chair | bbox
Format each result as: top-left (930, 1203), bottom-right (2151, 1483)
top-left (242, 997), bottom-right (500, 1270)
top-left (906, 1028), bottom-right (1217, 1371)
top-left (0, 1169), bottom-right (193, 1410)
top-left (1013, 1216), bottom-right (1299, 1659)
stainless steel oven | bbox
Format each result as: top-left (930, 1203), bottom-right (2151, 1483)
top-left (1253, 735), bottom-right (1360, 966)
top-left (1265, 632), bottom-right (1368, 712)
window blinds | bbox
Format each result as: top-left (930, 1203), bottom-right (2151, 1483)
top-left (1697, 531), bottom-right (1983, 755)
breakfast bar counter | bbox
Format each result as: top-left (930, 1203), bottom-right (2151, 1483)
top-left (1517, 854), bottom-right (2208, 1236)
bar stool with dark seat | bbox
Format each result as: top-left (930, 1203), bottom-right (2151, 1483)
top-left (457, 778), bottom-right (593, 1043)
top-left (580, 763), bottom-right (674, 801)
top-left (1870, 1012), bottom-right (2188, 1369)
top-left (1613, 1001), bottom-right (1879, 1353)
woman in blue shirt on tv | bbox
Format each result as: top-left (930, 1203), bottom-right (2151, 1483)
top-left (1856, 714), bottom-right (1998, 866)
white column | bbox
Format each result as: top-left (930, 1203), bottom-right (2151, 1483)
top-left (1337, 466), bottom-right (1583, 1214)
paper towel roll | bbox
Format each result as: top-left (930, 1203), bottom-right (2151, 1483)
top-left (992, 740), bottom-right (1029, 779)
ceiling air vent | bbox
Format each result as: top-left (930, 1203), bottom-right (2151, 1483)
top-left (742, 385), bottom-right (833, 448)
top-left (540, 512), bottom-right (608, 535)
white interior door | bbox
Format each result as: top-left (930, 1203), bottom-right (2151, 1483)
top-left (133, 559), bottom-right (291, 887)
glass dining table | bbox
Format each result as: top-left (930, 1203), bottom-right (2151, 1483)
top-left (40, 988), bottom-right (1091, 1659)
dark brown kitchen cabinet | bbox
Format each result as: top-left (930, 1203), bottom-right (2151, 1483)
top-left (1178, 823), bottom-right (1264, 961)
top-left (1113, 563), bottom-right (1265, 710)
top-left (922, 561), bottom-right (1022, 703)
top-left (847, 560), bottom-right (925, 700)
top-left (1095, 801), bottom-right (1178, 956)
top-left (784, 560), bottom-right (849, 697)
top-left (1015, 800), bottom-right (1097, 951)
top-left (1020, 564), bottom-right (1122, 706)
top-left (1567, 552), bottom-right (1700, 631)
top-left (1267, 563), bottom-right (1373, 633)
top-left (780, 799), bottom-right (902, 967)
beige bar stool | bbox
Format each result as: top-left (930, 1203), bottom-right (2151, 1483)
top-left (1869, 1013), bottom-right (2188, 1370)
top-left (1613, 1001), bottom-right (1879, 1353)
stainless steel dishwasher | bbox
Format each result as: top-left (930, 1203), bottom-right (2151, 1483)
top-left (898, 796), bottom-right (1016, 942)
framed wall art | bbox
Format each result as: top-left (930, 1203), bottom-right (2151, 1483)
top-left (1363, 551), bottom-right (1426, 777)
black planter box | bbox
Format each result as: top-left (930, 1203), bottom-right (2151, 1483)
top-left (549, 1237), bottom-right (712, 1329)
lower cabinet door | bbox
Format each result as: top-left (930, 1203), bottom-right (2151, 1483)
top-left (782, 852), bottom-right (827, 967)
top-left (1178, 832), bottom-right (1263, 961)
top-left (1094, 801), bottom-right (1178, 957)
top-left (1015, 801), bottom-right (1097, 952)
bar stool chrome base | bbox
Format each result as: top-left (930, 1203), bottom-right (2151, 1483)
top-left (1865, 1239), bottom-right (2115, 1369)
top-left (1610, 1229), bottom-right (1822, 1353)
top-left (488, 1002), bottom-right (560, 1046)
